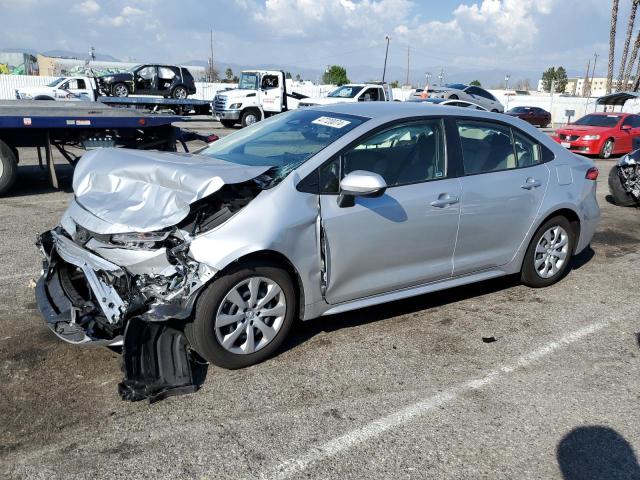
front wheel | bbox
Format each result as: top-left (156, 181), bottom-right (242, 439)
top-left (185, 262), bottom-right (297, 369)
top-left (608, 166), bottom-right (638, 206)
top-left (241, 109), bottom-right (260, 128)
top-left (600, 139), bottom-right (614, 159)
top-left (112, 83), bottom-right (129, 97)
top-left (521, 216), bottom-right (575, 288)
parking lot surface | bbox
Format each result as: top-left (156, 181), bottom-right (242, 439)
top-left (1, 124), bottom-right (639, 479)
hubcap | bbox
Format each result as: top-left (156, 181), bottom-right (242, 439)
top-left (114, 85), bottom-right (127, 96)
top-left (245, 114), bottom-right (257, 125)
top-left (534, 226), bottom-right (569, 279)
top-left (215, 276), bottom-right (286, 354)
top-left (603, 140), bottom-right (613, 158)
top-left (175, 88), bottom-right (187, 99)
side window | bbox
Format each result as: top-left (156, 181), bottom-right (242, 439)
top-left (359, 88), bottom-right (377, 102)
top-left (138, 66), bottom-right (155, 79)
top-left (319, 158), bottom-right (340, 194)
top-left (59, 81), bottom-right (69, 90)
top-left (457, 121), bottom-right (516, 174)
top-left (158, 67), bottom-right (176, 79)
top-left (261, 75), bottom-right (279, 89)
top-left (76, 79), bottom-right (86, 89)
top-left (341, 120), bottom-right (446, 187)
top-left (633, 116), bottom-right (640, 127)
top-left (512, 130), bottom-right (541, 167)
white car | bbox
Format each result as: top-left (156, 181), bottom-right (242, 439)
top-left (15, 76), bottom-right (96, 101)
top-left (299, 84), bottom-right (392, 107)
top-left (413, 83), bottom-right (504, 112)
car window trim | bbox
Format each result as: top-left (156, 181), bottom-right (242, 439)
top-left (298, 116), bottom-right (453, 195)
top-left (452, 117), bottom-right (552, 177)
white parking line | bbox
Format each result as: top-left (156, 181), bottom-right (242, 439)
top-left (265, 321), bottom-right (608, 480)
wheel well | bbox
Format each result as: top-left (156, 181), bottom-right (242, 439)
top-left (539, 208), bottom-right (581, 253)
top-left (218, 250), bottom-right (305, 319)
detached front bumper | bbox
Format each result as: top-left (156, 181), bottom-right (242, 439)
top-left (36, 230), bottom-right (127, 346)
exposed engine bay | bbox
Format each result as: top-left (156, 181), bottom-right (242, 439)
top-left (35, 148), bottom-right (270, 401)
top-left (609, 152), bottom-right (640, 207)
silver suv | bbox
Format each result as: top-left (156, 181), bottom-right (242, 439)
top-left (36, 103), bottom-right (600, 369)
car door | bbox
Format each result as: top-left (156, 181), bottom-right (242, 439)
top-left (134, 65), bottom-right (156, 94)
top-left (620, 115), bottom-right (640, 151)
top-left (318, 119), bottom-right (462, 304)
top-left (453, 119), bottom-right (550, 275)
top-left (260, 73), bottom-right (283, 113)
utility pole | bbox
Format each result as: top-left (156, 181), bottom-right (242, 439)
top-left (209, 30), bottom-right (215, 82)
top-left (591, 53), bottom-right (599, 85)
top-left (504, 74), bottom-right (511, 110)
top-left (582, 58), bottom-right (591, 97)
top-left (382, 35), bottom-right (391, 83)
top-left (405, 46), bottom-right (410, 86)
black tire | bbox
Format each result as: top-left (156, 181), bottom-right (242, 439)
top-left (448, 94), bottom-right (459, 100)
top-left (241, 109), bottom-right (260, 128)
top-left (491, 109), bottom-right (499, 113)
top-left (34, 96), bottom-right (55, 100)
top-left (172, 85), bottom-right (188, 99)
top-left (541, 123), bottom-right (549, 128)
top-left (608, 166), bottom-right (638, 206)
top-left (521, 216), bottom-right (576, 288)
top-left (220, 119), bottom-right (237, 128)
top-left (112, 83), bottom-right (129, 97)
top-left (185, 261), bottom-right (297, 369)
top-left (0, 139), bottom-right (18, 196)
top-left (599, 138), bottom-right (614, 159)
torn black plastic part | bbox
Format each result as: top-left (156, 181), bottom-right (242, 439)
top-left (118, 318), bottom-right (208, 403)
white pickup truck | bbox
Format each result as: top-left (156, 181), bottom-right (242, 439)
top-left (299, 84), bottom-right (393, 107)
top-left (15, 76), bottom-right (97, 101)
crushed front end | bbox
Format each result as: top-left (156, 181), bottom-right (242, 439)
top-left (609, 151), bottom-right (640, 206)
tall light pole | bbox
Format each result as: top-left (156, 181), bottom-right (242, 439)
top-left (382, 35), bottom-right (391, 83)
top-left (438, 67), bottom-right (444, 86)
top-left (504, 74), bottom-right (511, 110)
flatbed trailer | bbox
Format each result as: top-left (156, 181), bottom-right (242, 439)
top-left (0, 100), bottom-right (214, 195)
top-left (98, 96), bottom-right (212, 115)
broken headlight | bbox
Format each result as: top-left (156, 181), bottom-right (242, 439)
top-left (111, 231), bottom-right (171, 249)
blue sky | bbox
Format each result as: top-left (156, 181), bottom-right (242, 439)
top-left (0, 0), bottom-right (628, 80)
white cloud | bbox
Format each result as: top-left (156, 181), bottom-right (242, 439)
top-left (74, 0), bottom-right (100, 15)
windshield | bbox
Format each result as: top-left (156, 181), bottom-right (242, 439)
top-left (573, 114), bottom-right (622, 128)
top-left (444, 83), bottom-right (467, 90)
top-left (239, 72), bottom-right (259, 90)
top-left (127, 65), bottom-right (142, 73)
top-left (328, 86), bottom-right (364, 98)
top-left (199, 109), bottom-right (368, 187)
top-left (47, 77), bottom-right (64, 87)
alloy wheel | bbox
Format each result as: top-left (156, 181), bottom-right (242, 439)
top-left (602, 140), bottom-right (613, 159)
top-left (214, 276), bottom-right (286, 354)
top-left (174, 87), bottom-right (187, 99)
top-left (114, 85), bottom-right (128, 97)
top-left (534, 226), bottom-right (569, 279)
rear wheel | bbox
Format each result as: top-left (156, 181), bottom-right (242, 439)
top-left (0, 139), bottom-right (18, 196)
top-left (608, 166), bottom-right (638, 206)
top-left (220, 119), bottom-right (237, 128)
top-left (521, 216), bottom-right (575, 288)
top-left (185, 261), bottom-right (297, 369)
top-left (112, 83), bottom-right (129, 97)
top-left (599, 138), bottom-right (614, 159)
top-left (172, 85), bottom-right (188, 99)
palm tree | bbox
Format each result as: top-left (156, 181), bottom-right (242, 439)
top-left (623, 28), bottom-right (640, 87)
top-left (607, 0), bottom-right (620, 93)
top-left (617, 0), bottom-right (639, 90)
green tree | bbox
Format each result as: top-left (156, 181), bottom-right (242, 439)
top-left (541, 66), bottom-right (568, 92)
top-left (285, 71), bottom-right (292, 79)
top-left (295, 73), bottom-right (302, 82)
top-left (322, 65), bottom-right (350, 86)
top-left (555, 66), bottom-right (568, 92)
top-left (469, 79), bottom-right (482, 86)
top-left (390, 80), bottom-right (400, 88)
top-left (541, 67), bottom-right (556, 92)
top-left (225, 68), bottom-right (233, 82)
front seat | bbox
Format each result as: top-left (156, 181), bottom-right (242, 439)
top-left (481, 133), bottom-right (514, 172)
top-left (394, 133), bottom-right (435, 185)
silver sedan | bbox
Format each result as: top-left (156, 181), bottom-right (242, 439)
top-left (36, 103), bottom-right (600, 370)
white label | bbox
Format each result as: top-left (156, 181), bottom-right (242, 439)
top-left (312, 116), bottom-right (351, 128)
top-left (66, 120), bottom-right (76, 125)
top-left (23, 117), bottom-right (32, 126)
top-left (76, 119), bottom-right (91, 126)
top-left (561, 142), bottom-right (571, 148)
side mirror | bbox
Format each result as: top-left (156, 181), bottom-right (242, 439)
top-left (622, 124), bottom-right (632, 130)
top-left (337, 170), bottom-right (387, 208)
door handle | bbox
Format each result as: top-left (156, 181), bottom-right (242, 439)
top-left (430, 194), bottom-right (459, 208)
top-left (521, 178), bottom-right (542, 190)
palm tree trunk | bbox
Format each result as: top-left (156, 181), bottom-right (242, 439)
top-left (607, 0), bottom-right (620, 93)
top-left (624, 29), bottom-right (640, 86)
top-left (617, 0), bottom-right (639, 90)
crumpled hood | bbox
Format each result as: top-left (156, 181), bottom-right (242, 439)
top-left (71, 148), bottom-right (270, 233)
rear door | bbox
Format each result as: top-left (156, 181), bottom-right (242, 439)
top-left (319, 118), bottom-right (461, 304)
top-left (453, 119), bottom-right (550, 275)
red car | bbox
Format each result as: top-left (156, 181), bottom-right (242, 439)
top-left (553, 112), bottom-right (640, 159)
top-left (506, 106), bottom-right (551, 127)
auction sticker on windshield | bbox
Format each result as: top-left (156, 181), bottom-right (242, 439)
top-left (312, 116), bottom-right (351, 128)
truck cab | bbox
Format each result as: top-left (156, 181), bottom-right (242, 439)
top-left (214, 70), bottom-right (305, 128)
top-left (16, 76), bottom-right (97, 102)
top-left (299, 83), bottom-right (392, 107)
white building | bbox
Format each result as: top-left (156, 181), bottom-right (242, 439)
top-left (537, 77), bottom-right (636, 97)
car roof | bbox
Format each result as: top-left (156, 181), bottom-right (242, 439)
top-left (306, 101), bottom-right (500, 121)
top-left (587, 111), bottom-right (631, 116)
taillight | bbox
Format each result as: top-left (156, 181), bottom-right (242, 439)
top-left (585, 167), bottom-right (599, 180)
top-left (206, 134), bottom-right (220, 143)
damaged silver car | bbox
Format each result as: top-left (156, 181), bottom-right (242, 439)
top-left (36, 103), bottom-right (600, 400)
top-left (608, 149), bottom-right (640, 206)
